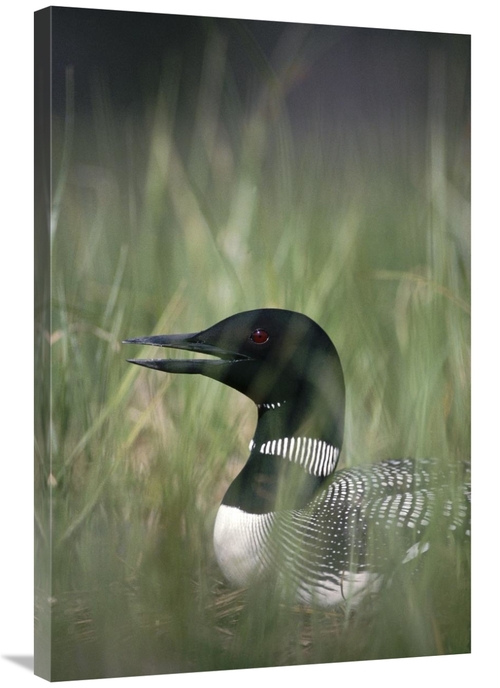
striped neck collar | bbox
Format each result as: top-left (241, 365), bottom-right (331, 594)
top-left (257, 401), bottom-right (287, 411)
top-left (222, 400), bottom-right (343, 515)
top-left (251, 395), bottom-right (343, 479)
top-left (249, 436), bottom-right (340, 477)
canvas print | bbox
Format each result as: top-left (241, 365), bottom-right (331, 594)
top-left (34, 7), bottom-right (471, 682)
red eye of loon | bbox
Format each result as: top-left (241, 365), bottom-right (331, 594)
top-left (250, 329), bottom-right (269, 344)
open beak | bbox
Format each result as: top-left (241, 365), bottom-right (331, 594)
top-left (123, 332), bottom-right (249, 374)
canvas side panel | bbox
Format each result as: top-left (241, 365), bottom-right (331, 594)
top-left (34, 6), bottom-right (52, 682)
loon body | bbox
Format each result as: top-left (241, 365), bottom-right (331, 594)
top-left (125, 309), bottom-right (470, 607)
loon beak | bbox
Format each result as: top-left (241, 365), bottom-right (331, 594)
top-left (123, 332), bottom-right (250, 374)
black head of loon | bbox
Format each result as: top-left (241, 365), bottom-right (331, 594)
top-left (125, 309), bottom-right (345, 447)
top-left (125, 309), bottom-right (345, 512)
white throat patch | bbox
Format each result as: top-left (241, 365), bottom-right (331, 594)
top-left (213, 505), bottom-right (274, 587)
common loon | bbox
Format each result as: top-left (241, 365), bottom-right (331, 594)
top-left (125, 308), bottom-right (470, 608)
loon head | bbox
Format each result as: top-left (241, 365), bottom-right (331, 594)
top-left (125, 308), bottom-right (345, 452)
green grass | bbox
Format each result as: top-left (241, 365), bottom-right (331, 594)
top-left (36, 28), bottom-right (470, 681)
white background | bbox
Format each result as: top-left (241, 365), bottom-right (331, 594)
top-left (1, 1), bottom-right (496, 686)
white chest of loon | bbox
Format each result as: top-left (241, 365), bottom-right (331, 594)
top-left (125, 308), bottom-right (470, 608)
